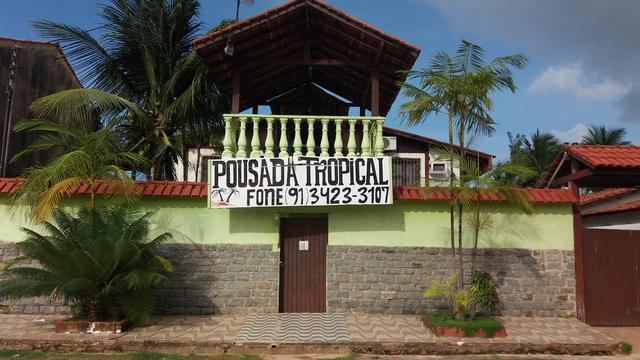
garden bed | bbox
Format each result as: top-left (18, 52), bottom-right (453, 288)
top-left (423, 313), bottom-right (506, 338)
top-left (54, 319), bottom-right (128, 334)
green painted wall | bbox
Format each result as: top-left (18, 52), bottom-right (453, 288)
top-left (0, 195), bottom-right (574, 250)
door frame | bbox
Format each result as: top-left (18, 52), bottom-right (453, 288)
top-left (278, 214), bottom-right (328, 313)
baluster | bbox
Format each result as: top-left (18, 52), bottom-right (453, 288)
top-left (265, 117), bottom-right (275, 158)
top-left (320, 118), bottom-right (330, 157)
top-left (235, 117), bottom-right (248, 158)
top-left (305, 118), bottom-right (316, 156)
top-left (250, 117), bottom-right (261, 158)
top-left (347, 118), bottom-right (357, 156)
top-left (361, 118), bottom-right (371, 157)
top-left (334, 119), bottom-right (344, 157)
top-left (222, 116), bottom-right (235, 158)
top-left (293, 118), bottom-right (303, 156)
top-left (374, 117), bottom-right (385, 156)
top-left (278, 117), bottom-right (289, 157)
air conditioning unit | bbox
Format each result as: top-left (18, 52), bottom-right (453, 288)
top-left (430, 162), bottom-right (449, 175)
top-left (383, 136), bottom-right (397, 152)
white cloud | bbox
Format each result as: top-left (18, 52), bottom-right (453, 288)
top-left (550, 123), bottom-right (590, 144)
top-left (528, 63), bottom-right (630, 101)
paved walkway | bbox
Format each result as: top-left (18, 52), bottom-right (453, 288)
top-left (0, 314), bottom-right (618, 355)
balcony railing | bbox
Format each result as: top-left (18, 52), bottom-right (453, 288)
top-left (221, 114), bottom-right (385, 158)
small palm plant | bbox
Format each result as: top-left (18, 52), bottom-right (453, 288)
top-left (0, 206), bottom-right (173, 325)
top-left (11, 118), bottom-right (147, 222)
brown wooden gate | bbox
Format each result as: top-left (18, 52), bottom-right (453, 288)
top-left (279, 216), bottom-right (328, 313)
top-left (583, 228), bottom-right (640, 326)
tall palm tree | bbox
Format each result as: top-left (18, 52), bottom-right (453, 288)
top-left (581, 125), bottom-right (630, 145)
top-left (32, 0), bottom-right (226, 180)
top-left (399, 40), bottom-right (527, 289)
top-left (10, 118), bottom-right (147, 222)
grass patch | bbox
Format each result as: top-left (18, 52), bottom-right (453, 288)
top-left (0, 350), bottom-right (260, 359)
top-left (423, 313), bottom-right (505, 337)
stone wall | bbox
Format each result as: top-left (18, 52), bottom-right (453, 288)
top-left (154, 244), bottom-right (279, 315)
top-left (0, 243), bottom-right (280, 316)
top-left (326, 246), bottom-right (576, 317)
top-left (0, 242), bottom-right (575, 317)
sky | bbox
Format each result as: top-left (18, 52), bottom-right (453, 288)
top-left (2, 0), bottom-right (639, 160)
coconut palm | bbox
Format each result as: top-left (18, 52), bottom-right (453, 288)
top-left (10, 118), bottom-right (147, 222)
top-left (32, 0), bottom-right (226, 180)
top-left (0, 206), bottom-right (173, 325)
top-left (581, 125), bottom-right (630, 145)
top-left (506, 130), bottom-right (561, 187)
top-left (399, 40), bottom-right (527, 289)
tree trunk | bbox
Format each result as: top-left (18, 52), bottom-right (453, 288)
top-left (182, 134), bottom-right (189, 182)
top-left (195, 147), bottom-right (202, 182)
top-left (86, 298), bottom-right (103, 322)
top-left (448, 112), bottom-right (455, 257)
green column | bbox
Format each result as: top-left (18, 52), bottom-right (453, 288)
top-left (236, 116), bottom-right (248, 158)
top-left (278, 117), bottom-right (288, 158)
top-left (306, 118), bottom-right (316, 156)
top-left (320, 118), bottom-right (330, 157)
top-left (334, 119), bottom-right (344, 157)
top-left (361, 118), bottom-right (371, 157)
top-left (265, 117), bottom-right (275, 158)
top-left (374, 118), bottom-right (385, 156)
top-left (222, 115), bottom-right (235, 158)
top-left (293, 118), bottom-right (303, 156)
top-left (347, 118), bottom-right (357, 157)
top-left (250, 117), bottom-right (261, 158)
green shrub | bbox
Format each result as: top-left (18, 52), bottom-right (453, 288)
top-left (0, 206), bottom-right (173, 325)
top-left (470, 272), bottom-right (499, 315)
top-left (423, 272), bottom-right (470, 319)
top-left (620, 341), bottom-right (633, 355)
top-left (423, 313), bottom-right (505, 338)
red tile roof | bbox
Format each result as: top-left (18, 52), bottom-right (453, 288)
top-left (580, 188), bottom-right (637, 205)
top-left (564, 145), bottom-right (640, 168)
top-left (393, 187), bottom-right (577, 203)
top-left (1, 178), bottom-right (576, 204)
top-left (0, 178), bottom-right (208, 198)
top-left (583, 199), bottom-right (640, 216)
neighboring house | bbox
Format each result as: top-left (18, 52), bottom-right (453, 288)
top-left (0, 37), bottom-right (82, 177)
top-left (581, 188), bottom-right (640, 230)
top-left (542, 144), bottom-right (640, 326)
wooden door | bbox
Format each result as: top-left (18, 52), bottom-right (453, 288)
top-left (279, 217), bottom-right (328, 313)
top-left (583, 228), bottom-right (640, 326)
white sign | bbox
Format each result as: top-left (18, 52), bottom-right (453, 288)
top-left (298, 240), bottom-right (309, 251)
top-left (208, 156), bottom-right (392, 208)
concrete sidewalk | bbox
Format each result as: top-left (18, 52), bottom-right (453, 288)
top-left (0, 314), bottom-right (618, 356)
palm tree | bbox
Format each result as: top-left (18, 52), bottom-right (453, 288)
top-left (0, 206), bottom-right (173, 325)
top-left (507, 130), bottom-right (561, 187)
top-left (581, 125), bottom-right (630, 145)
top-left (32, 0), bottom-right (226, 180)
top-left (399, 40), bottom-right (527, 289)
top-left (10, 118), bottom-right (147, 223)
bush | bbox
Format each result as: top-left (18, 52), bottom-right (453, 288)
top-left (470, 272), bottom-right (499, 315)
top-left (0, 206), bottom-right (173, 325)
top-left (620, 341), bottom-right (633, 355)
top-left (423, 272), bottom-right (470, 319)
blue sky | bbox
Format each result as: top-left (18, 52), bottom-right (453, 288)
top-left (2, 0), bottom-right (638, 160)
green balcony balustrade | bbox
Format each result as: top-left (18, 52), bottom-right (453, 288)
top-left (221, 114), bottom-right (385, 159)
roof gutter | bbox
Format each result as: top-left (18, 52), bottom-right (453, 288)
top-left (546, 152), bottom-right (569, 188)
